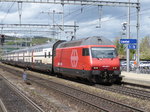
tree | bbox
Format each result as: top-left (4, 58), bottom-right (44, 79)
top-left (114, 37), bottom-right (126, 59)
top-left (140, 36), bottom-right (150, 59)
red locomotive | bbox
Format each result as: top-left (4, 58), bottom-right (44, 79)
top-left (53, 36), bottom-right (122, 83)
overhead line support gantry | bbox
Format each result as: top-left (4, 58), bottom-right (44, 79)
top-left (0, 0), bottom-right (139, 7)
top-left (0, 24), bottom-right (79, 29)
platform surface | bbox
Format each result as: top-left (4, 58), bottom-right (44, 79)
top-left (121, 71), bottom-right (150, 86)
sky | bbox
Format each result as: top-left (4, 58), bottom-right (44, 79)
top-left (0, 0), bottom-right (149, 41)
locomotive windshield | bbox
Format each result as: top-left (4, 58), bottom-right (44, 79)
top-left (91, 47), bottom-right (117, 58)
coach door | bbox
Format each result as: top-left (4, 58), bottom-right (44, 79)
top-left (32, 51), bottom-right (34, 63)
top-left (52, 40), bottom-right (66, 73)
top-left (58, 49), bottom-right (63, 73)
top-left (23, 52), bottom-right (25, 62)
top-left (31, 50), bottom-right (35, 69)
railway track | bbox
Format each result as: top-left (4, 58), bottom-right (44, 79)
top-left (95, 84), bottom-right (150, 100)
top-left (0, 74), bottom-right (44, 112)
top-left (1, 63), bottom-right (150, 100)
top-left (0, 64), bottom-right (146, 112)
top-left (122, 81), bottom-right (150, 89)
top-left (0, 99), bottom-right (7, 112)
top-left (30, 77), bottom-right (145, 112)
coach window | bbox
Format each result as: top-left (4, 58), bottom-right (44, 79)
top-left (45, 52), bottom-right (47, 58)
top-left (49, 52), bottom-right (51, 58)
top-left (82, 48), bottom-right (89, 56)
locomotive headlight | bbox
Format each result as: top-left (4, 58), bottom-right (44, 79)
top-left (92, 67), bottom-right (99, 70)
top-left (113, 67), bottom-right (118, 69)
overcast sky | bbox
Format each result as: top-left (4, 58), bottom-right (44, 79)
top-left (0, 0), bottom-right (149, 41)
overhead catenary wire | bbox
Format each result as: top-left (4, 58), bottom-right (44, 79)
top-left (65, 6), bottom-right (150, 26)
top-left (59, 5), bottom-right (93, 21)
top-left (0, 1), bottom-right (144, 25)
top-left (64, 6), bottom-right (88, 18)
top-left (0, 1), bottom-right (147, 38)
top-left (63, 4), bottom-right (149, 26)
top-left (0, 2), bottom-right (4, 10)
top-left (1, 2), bottom-right (15, 24)
top-left (101, 7), bottom-right (150, 23)
top-left (57, 5), bottom-right (135, 27)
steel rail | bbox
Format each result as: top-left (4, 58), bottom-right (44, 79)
top-left (0, 64), bottom-right (110, 112)
top-left (31, 78), bottom-right (144, 112)
top-left (0, 99), bottom-right (7, 112)
top-left (0, 74), bottom-right (45, 112)
top-left (122, 81), bottom-right (150, 89)
top-left (95, 84), bottom-right (150, 100)
top-left (29, 78), bottom-right (111, 112)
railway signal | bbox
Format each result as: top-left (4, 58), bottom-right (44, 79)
top-left (0, 34), bottom-right (5, 46)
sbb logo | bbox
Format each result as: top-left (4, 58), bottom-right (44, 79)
top-left (71, 49), bottom-right (78, 68)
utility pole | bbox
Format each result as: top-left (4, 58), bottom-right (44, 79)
top-left (127, 0), bottom-right (131, 72)
top-left (42, 10), bottom-right (63, 27)
top-left (96, 5), bottom-right (103, 28)
top-left (74, 21), bottom-right (76, 39)
top-left (41, 10), bottom-right (63, 41)
top-left (62, 3), bottom-right (64, 31)
top-left (30, 29), bottom-right (32, 47)
top-left (18, 1), bottom-right (22, 25)
top-left (1, 27), bottom-right (3, 34)
top-left (136, 0), bottom-right (140, 73)
top-left (52, 10), bottom-right (55, 27)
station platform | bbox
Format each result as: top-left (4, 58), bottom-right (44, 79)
top-left (121, 71), bottom-right (150, 87)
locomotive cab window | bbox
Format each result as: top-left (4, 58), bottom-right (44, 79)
top-left (82, 48), bottom-right (89, 56)
top-left (91, 47), bottom-right (117, 58)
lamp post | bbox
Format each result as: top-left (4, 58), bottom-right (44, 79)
top-left (126, 0), bottom-right (131, 72)
top-left (136, 0), bottom-right (140, 73)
